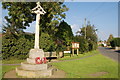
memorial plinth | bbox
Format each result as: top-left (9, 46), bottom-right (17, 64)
top-left (16, 49), bottom-right (54, 78)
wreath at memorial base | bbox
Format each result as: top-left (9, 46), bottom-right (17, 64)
top-left (35, 57), bottom-right (47, 64)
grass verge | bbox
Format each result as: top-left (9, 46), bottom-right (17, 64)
top-left (0, 60), bottom-right (2, 80)
top-left (2, 59), bottom-right (25, 64)
top-left (2, 65), bottom-right (19, 78)
top-left (1, 59), bottom-right (25, 78)
top-left (59, 50), bottom-right (99, 60)
top-left (51, 54), bottom-right (118, 78)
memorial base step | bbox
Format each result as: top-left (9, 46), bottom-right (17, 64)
top-left (16, 67), bottom-right (54, 78)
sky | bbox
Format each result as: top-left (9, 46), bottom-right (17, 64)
top-left (0, 2), bottom-right (1, 17)
top-left (63, 2), bottom-right (118, 41)
top-left (1, 2), bottom-right (118, 41)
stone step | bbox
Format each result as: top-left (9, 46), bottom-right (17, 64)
top-left (21, 62), bottom-right (47, 71)
top-left (16, 67), bottom-right (54, 78)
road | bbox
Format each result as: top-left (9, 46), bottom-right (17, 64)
top-left (98, 47), bottom-right (119, 62)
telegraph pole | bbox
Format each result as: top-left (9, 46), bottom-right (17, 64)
top-left (84, 18), bottom-right (86, 39)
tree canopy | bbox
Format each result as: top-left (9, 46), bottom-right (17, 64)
top-left (107, 34), bottom-right (114, 46)
top-left (110, 37), bottom-right (120, 48)
top-left (75, 22), bottom-right (98, 53)
top-left (55, 20), bottom-right (73, 46)
top-left (2, 2), bottom-right (68, 35)
top-left (2, 2), bottom-right (69, 59)
top-left (2, 2), bottom-right (98, 59)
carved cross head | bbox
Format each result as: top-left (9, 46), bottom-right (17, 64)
top-left (32, 2), bottom-right (46, 15)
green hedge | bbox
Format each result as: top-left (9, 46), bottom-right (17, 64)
top-left (2, 32), bottom-right (66, 60)
top-left (110, 38), bottom-right (120, 47)
top-left (2, 33), bottom-right (34, 59)
top-left (74, 36), bottom-right (98, 53)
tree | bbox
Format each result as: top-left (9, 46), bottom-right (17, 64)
top-left (40, 32), bottom-right (56, 52)
top-left (107, 34), bottom-right (114, 46)
top-left (76, 23), bottom-right (98, 52)
top-left (110, 38), bottom-right (120, 48)
top-left (80, 25), bottom-right (98, 42)
top-left (2, 2), bottom-right (68, 35)
top-left (74, 36), bottom-right (89, 53)
top-left (2, 2), bottom-right (69, 59)
top-left (53, 21), bottom-right (74, 52)
top-left (55, 20), bottom-right (73, 46)
top-left (2, 2), bottom-right (36, 35)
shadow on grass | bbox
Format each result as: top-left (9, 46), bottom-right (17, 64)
top-left (46, 57), bottom-right (57, 62)
top-left (115, 50), bottom-right (120, 53)
top-left (105, 47), bottom-right (120, 53)
top-left (105, 47), bottom-right (114, 50)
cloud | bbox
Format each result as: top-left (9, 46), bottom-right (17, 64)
top-left (0, 27), bottom-right (2, 32)
top-left (71, 24), bottom-right (80, 35)
top-left (0, 19), bottom-right (1, 26)
top-left (24, 21), bottom-right (35, 33)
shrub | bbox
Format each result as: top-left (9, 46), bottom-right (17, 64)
top-left (40, 32), bottom-right (57, 52)
top-left (110, 38), bottom-right (120, 48)
top-left (2, 33), bottom-right (34, 60)
top-left (2, 32), bottom-right (66, 59)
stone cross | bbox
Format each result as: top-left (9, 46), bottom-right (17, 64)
top-left (32, 2), bottom-right (46, 49)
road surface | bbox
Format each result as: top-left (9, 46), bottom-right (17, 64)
top-left (98, 47), bottom-right (119, 62)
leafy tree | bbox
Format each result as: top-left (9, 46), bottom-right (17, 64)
top-left (110, 38), bottom-right (120, 48)
top-left (75, 23), bottom-right (98, 52)
top-left (55, 20), bottom-right (73, 46)
top-left (80, 25), bottom-right (98, 42)
top-left (2, 2), bottom-right (68, 35)
top-left (40, 32), bottom-right (56, 52)
top-left (52, 20), bottom-right (74, 53)
top-left (107, 34), bottom-right (114, 46)
top-left (74, 36), bottom-right (89, 53)
top-left (40, 2), bottom-right (68, 34)
top-left (2, 2), bottom-right (36, 34)
top-left (2, 2), bottom-right (69, 59)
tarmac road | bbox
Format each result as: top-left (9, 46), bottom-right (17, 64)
top-left (98, 47), bottom-right (119, 62)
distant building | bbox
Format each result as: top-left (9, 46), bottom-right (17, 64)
top-left (0, 34), bottom-right (2, 37)
top-left (98, 41), bottom-right (107, 47)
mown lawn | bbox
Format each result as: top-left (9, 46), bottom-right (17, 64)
top-left (0, 60), bottom-right (2, 80)
top-left (51, 54), bottom-right (118, 78)
top-left (2, 59), bottom-right (25, 64)
top-left (59, 50), bottom-right (99, 60)
top-left (0, 36), bottom-right (1, 49)
top-left (0, 51), bottom-right (98, 78)
top-left (1, 51), bottom-right (118, 78)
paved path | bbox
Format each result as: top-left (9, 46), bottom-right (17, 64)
top-left (0, 64), bottom-right (21, 66)
top-left (98, 47), bottom-right (119, 62)
top-left (4, 69), bottom-right (66, 78)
